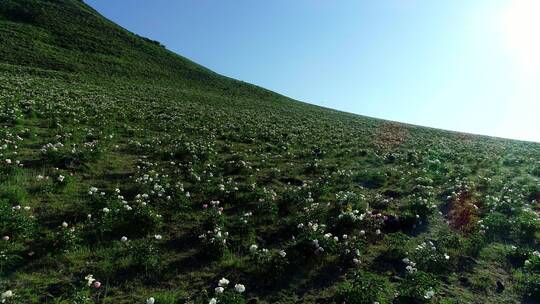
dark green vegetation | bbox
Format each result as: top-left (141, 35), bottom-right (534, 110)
top-left (1, 1), bottom-right (540, 303)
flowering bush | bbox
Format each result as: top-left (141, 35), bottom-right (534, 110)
top-left (40, 140), bottom-right (102, 170)
top-left (0, 200), bottom-right (36, 240)
top-left (0, 240), bottom-right (24, 272)
top-left (205, 278), bottom-right (246, 304)
top-left (407, 241), bottom-right (451, 274)
top-left (511, 211), bottom-right (540, 243)
top-left (54, 224), bottom-right (82, 253)
top-left (114, 237), bottom-right (161, 276)
top-left (394, 271), bottom-right (439, 303)
top-left (508, 246), bottom-right (534, 267)
top-left (248, 245), bottom-right (288, 282)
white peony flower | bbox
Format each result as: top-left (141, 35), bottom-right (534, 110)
top-left (424, 289), bottom-right (435, 299)
top-left (1, 290), bottom-right (13, 300)
top-left (218, 277), bottom-right (229, 287)
top-left (85, 274), bottom-right (95, 286)
top-left (234, 283), bottom-right (245, 293)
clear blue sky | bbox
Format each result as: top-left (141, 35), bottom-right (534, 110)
top-left (86, 0), bottom-right (540, 142)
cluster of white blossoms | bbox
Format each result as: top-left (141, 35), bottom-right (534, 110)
top-left (209, 277), bottom-right (246, 303)
top-left (40, 142), bottom-right (64, 153)
top-left (402, 257), bottom-right (417, 273)
top-left (239, 211), bottom-right (252, 224)
top-left (88, 186), bottom-right (101, 195)
top-left (199, 226), bottom-right (228, 245)
top-left (524, 250), bottom-right (540, 267)
top-left (3, 158), bottom-right (21, 167)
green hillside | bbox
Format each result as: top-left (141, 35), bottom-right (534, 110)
top-left (1, 1), bottom-right (540, 303)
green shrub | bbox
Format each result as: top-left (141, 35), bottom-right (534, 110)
top-left (482, 212), bottom-right (511, 240)
top-left (354, 170), bottom-right (386, 189)
top-left (511, 212), bottom-right (540, 244)
top-left (0, 199), bottom-right (36, 239)
top-left (334, 271), bottom-right (391, 304)
top-left (248, 247), bottom-right (289, 282)
top-left (215, 291), bottom-right (246, 304)
top-left (516, 271), bottom-right (540, 301)
top-left (532, 166), bottom-right (540, 177)
top-left (395, 271), bottom-right (439, 303)
top-left (115, 238), bottom-right (161, 276)
top-left (508, 246), bottom-right (533, 267)
top-left (375, 232), bottom-right (410, 270)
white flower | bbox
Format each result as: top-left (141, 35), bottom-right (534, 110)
top-left (249, 244), bottom-right (258, 253)
top-left (278, 250), bottom-right (287, 258)
top-left (102, 207), bottom-right (110, 213)
top-left (218, 277), bottom-right (230, 287)
top-left (1, 290), bottom-right (13, 300)
top-left (424, 288), bottom-right (435, 299)
top-left (405, 265), bottom-right (416, 273)
top-left (444, 253), bottom-right (450, 260)
top-left (154, 234), bottom-right (162, 240)
top-left (146, 297), bottom-right (155, 304)
top-left (209, 298), bottom-right (217, 304)
top-left (215, 287), bottom-right (224, 293)
top-left (234, 283), bottom-right (245, 293)
top-left (57, 175), bottom-right (65, 182)
top-left (121, 236), bottom-right (128, 242)
top-left (62, 222), bottom-right (68, 228)
top-left (85, 274), bottom-right (95, 286)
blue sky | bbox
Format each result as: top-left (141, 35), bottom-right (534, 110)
top-left (86, 0), bottom-right (540, 142)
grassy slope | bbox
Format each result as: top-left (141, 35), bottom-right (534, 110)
top-left (1, 1), bottom-right (540, 303)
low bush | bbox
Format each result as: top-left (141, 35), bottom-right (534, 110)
top-left (334, 270), bottom-right (391, 304)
